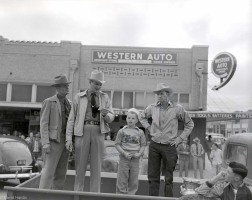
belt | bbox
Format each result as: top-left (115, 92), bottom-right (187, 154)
top-left (84, 121), bottom-right (100, 125)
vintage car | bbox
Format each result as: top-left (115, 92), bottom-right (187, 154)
top-left (205, 133), bottom-right (227, 145)
top-left (222, 133), bottom-right (252, 185)
top-left (0, 135), bottom-right (39, 183)
top-left (67, 140), bottom-right (120, 172)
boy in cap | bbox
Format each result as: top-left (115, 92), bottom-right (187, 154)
top-left (115, 108), bottom-right (146, 194)
top-left (194, 162), bottom-right (252, 200)
top-left (139, 83), bottom-right (194, 197)
top-left (65, 70), bottom-right (114, 192)
top-left (39, 74), bottom-right (71, 189)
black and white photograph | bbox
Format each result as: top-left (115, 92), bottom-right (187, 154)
top-left (0, 0), bottom-right (251, 199)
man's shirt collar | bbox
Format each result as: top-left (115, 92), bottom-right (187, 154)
top-left (156, 101), bottom-right (173, 108)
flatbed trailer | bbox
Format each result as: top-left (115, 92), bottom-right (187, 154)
top-left (2, 170), bottom-right (197, 200)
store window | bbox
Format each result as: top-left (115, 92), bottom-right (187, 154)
top-left (146, 92), bottom-right (155, 107)
top-left (11, 85), bottom-right (32, 102)
top-left (179, 93), bottom-right (189, 109)
top-left (103, 90), bottom-right (111, 99)
top-left (171, 93), bottom-right (178, 103)
top-left (135, 92), bottom-right (144, 109)
top-left (0, 84), bottom-right (7, 101)
top-left (37, 86), bottom-right (56, 102)
top-left (123, 92), bottom-right (133, 109)
top-left (112, 91), bottom-right (122, 108)
top-left (180, 93), bottom-right (189, 103)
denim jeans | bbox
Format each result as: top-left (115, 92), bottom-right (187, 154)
top-left (148, 140), bottom-right (178, 197)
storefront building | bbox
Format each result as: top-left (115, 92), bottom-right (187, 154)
top-left (0, 35), bottom-right (208, 145)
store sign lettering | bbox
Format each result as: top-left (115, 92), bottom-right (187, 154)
top-left (188, 112), bottom-right (252, 119)
top-left (211, 52), bottom-right (237, 90)
top-left (92, 51), bottom-right (177, 65)
top-left (113, 109), bottom-right (252, 119)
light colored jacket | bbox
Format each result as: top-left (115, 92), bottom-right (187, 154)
top-left (66, 90), bottom-right (114, 141)
top-left (40, 95), bottom-right (70, 146)
top-left (190, 143), bottom-right (205, 157)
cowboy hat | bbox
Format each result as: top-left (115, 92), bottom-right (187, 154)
top-left (153, 83), bottom-right (173, 94)
top-left (89, 70), bottom-right (105, 84)
top-left (193, 137), bottom-right (200, 142)
top-left (51, 74), bottom-right (71, 87)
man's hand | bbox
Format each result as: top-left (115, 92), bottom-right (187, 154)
top-left (216, 171), bottom-right (226, 180)
top-left (170, 137), bottom-right (183, 146)
top-left (209, 171), bottom-right (226, 184)
top-left (100, 108), bottom-right (109, 117)
top-left (66, 140), bottom-right (73, 152)
top-left (43, 143), bottom-right (51, 154)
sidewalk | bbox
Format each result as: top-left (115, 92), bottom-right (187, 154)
top-left (173, 156), bottom-right (215, 180)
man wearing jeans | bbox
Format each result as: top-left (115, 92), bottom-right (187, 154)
top-left (139, 83), bottom-right (194, 197)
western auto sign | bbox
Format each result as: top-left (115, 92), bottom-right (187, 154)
top-left (211, 52), bottom-right (237, 90)
top-left (92, 51), bottom-right (177, 65)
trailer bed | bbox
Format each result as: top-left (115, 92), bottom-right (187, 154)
top-left (3, 170), bottom-right (189, 200)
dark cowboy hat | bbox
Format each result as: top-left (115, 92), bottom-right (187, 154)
top-left (51, 74), bottom-right (71, 87)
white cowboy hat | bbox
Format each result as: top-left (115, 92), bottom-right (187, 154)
top-left (153, 83), bottom-right (173, 94)
top-left (51, 74), bottom-right (71, 87)
top-left (89, 70), bottom-right (106, 84)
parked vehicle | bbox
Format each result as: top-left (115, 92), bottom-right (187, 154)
top-left (205, 133), bottom-right (227, 146)
top-left (0, 135), bottom-right (40, 183)
top-left (102, 140), bottom-right (119, 172)
top-left (222, 133), bottom-right (252, 185)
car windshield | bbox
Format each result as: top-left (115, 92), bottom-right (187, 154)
top-left (226, 144), bottom-right (247, 166)
top-left (2, 141), bottom-right (33, 166)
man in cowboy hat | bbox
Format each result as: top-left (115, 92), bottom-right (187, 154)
top-left (39, 74), bottom-right (71, 189)
top-left (190, 137), bottom-right (205, 179)
top-left (66, 70), bottom-right (115, 192)
top-left (139, 83), bottom-right (194, 197)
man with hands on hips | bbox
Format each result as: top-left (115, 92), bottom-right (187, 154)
top-left (139, 83), bottom-right (194, 197)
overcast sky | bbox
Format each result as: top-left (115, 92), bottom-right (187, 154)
top-left (0, 0), bottom-right (251, 112)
